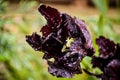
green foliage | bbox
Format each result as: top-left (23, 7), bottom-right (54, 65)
top-left (18, 1), bottom-right (38, 13)
top-left (0, 1), bottom-right (49, 80)
top-left (0, 0), bottom-right (8, 14)
top-left (92, 0), bottom-right (108, 15)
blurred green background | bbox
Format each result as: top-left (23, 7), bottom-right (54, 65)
top-left (0, 0), bottom-right (120, 80)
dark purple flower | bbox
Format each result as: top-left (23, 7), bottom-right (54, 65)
top-left (96, 36), bottom-right (116, 59)
top-left (91, 36), bottom-right (120, 80)
top-left (102, 59), bottom-right (120, 80)
top-left (92, 36), bottom-right (117, 69)
top-left (26, 4), bottom-right (94, 78)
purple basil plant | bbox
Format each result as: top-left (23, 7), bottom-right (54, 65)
top-left (26, 5), bottom-right (120, 80)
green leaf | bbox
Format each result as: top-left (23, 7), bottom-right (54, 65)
top-left (92, 0), bottom-right (108, 15)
